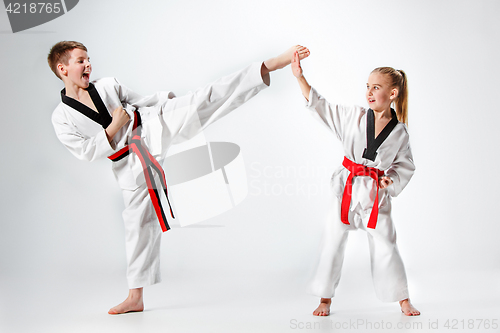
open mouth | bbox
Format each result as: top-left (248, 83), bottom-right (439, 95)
top-left (82, 72), bottom-right (90, 81)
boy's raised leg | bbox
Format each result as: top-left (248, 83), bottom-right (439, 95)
top-left (108, 288), bottom-right (144, 315)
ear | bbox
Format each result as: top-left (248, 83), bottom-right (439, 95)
top-left (389, 88), bottom-right (399, 101)
top-left (57, 63), bottom-right (67, 77)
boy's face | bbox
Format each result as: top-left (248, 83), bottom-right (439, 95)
top-left (59, 48), bottom-right (92, 88)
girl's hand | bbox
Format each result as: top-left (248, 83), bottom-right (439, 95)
top-left (379, 176), bottom-right (393, 189)
top-left (291, 51), bottom-right (303, 78)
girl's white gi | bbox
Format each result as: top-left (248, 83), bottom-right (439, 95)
top-left (305, 87), bottom-right (415, 302)
top-left (52, 62), bottom-right (269, 288)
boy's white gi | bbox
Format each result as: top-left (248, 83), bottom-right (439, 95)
top-left (52, 62), bottom-right (269, 288)
top-left (305, 87), bottom-right (415, 302)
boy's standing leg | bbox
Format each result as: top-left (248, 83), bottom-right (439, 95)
top-left (109, 183), bottom-right (161, 314)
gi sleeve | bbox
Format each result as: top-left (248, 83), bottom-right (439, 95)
top-left (158, 62), bottom-right (269, 142)
top-left (52, 111), bottom-right (116, 162)
top-left (114, 78), bottom-right (176, 108)
top-left (305, 87), bottom-right (349, 141)
top-left (385, 135), bottom-right (415, 197)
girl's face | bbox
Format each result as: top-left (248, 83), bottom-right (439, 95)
top-left (366, 72), bottom-right (398, 113)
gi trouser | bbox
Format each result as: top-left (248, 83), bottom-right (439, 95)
top-left (121, 182), bottom-right (163, 289)
top-left (309, 194), bottom-right (409, 302)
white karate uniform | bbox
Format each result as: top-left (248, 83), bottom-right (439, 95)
top-left (305, 87), bottom-right (415, 302)
top-left (52, 62), bottom-right (268, 288)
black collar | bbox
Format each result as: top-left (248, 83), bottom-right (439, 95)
top-left (362, 108), bottom-right (398, 161)
top-left (61, 82), bottom-right (112, 129)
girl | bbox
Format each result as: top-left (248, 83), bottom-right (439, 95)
top-left (291, 51), bottom-right (420, 316)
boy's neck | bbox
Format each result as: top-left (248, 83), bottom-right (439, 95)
top-left (64, 81), bottom-right (88, 101)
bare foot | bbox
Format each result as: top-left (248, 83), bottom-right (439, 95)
top-left (313, 298), bottom-right (331, 316)
top-left (264, 45), bottom-right (310, 73)
top-left (108, 288), bottom-right (144, 315)
top-left (399, 298), bottom-right (420, 316)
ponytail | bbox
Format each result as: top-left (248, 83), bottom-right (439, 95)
top-left (371, 67), bottom-right (409, 125)
top-left (395, 69), bottom-right (408, 125)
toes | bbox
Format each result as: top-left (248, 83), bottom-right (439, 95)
top-left (402, 309), bottom-right (420, 316)
top-left (313, 308), bottom-right (327, 316)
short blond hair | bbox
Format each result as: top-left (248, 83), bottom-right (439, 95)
top-left (47, 41), bottom-right (87, 79)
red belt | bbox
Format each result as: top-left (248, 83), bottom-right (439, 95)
top-left (108, 111), bottom-right (174, 232)
top-left (341, 157), bottom-right (384, 229)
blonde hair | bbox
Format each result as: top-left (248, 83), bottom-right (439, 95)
top-left (371, 67), bottom-right (408, 125)
top-left (47, 41), bottom-right (87, 80)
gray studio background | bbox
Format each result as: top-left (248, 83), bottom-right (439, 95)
top-left (1, 0), bottom-right (499, 332)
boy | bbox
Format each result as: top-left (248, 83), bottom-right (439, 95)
top-left (48, 41), bottom-right (310, 314)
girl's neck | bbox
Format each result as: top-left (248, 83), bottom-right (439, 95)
top-left (372, 107), bottom-right (392, 120)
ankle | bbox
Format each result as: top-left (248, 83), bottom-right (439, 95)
top-left (263, 58), bottom-right (277, 72)
top-left (128, 288), bottom-right (143, 300)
